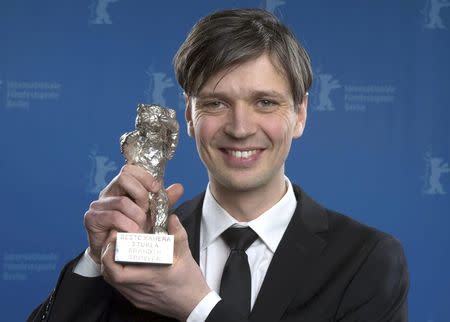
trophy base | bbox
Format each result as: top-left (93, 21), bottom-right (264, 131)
top-left (115, 232), bottom-right (174, 264)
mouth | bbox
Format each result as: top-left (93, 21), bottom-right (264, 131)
top-left (219, 148), bottom-right (264, 164)
top-left (227, 149), bottom-right (259, 159)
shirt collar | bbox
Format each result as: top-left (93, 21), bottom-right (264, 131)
top-left (200, 177), bottom-right (297, 253)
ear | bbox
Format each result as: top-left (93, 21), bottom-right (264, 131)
top-left (293, 94), bottom-right (308, 139)
top-left (184, 94), bottom-right (195, 137)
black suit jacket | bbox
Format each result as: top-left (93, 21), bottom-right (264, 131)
top-left (28, 185), bottom-right (409, 321)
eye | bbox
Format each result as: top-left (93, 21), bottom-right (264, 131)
top-left (257, 99), bottom-right (277, 109)
top-left (203, 100), bottom-right (226, 109)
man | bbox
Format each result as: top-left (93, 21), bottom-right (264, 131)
top-left (29, 8), bottom-right (409, 322)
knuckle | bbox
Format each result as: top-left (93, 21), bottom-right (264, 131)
top-left (89, 200), bottom-right (103, 212)
top-left (84, 209), bottom-right (92, 219)
top-left (83, 209), bottom-right (95, 225)
top-left (89, 200), bottom-right (98, 209)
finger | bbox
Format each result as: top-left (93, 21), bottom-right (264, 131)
top-left (102, 241), bottom-right (162, 285)
top-left (101, 172), bottom-right (151, 211)
top-left (166, 183), bottom-right (184, 208)
top-left (121, 164), bottom-right (160, 192)
top-left (101, 240), bottom-right (134, 285)
top-left (84, 209), bottom-right (144, 235)
top-left (90, 196), bottom-right (147, 230)
top-left (101, 241), bottom-right (119, 283)
top-left (167, 214), bottom-right (190, 258)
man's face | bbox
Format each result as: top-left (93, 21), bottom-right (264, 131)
top-left (186, 54), bottom-right (307, 194)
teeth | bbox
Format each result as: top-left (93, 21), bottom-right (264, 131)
top-left (228, 150), bottom-right (257, 158)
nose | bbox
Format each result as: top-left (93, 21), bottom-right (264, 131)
top-left (223, 103), bottom-right (257, 139)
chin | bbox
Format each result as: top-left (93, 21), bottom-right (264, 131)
top-left (215, 174), bottom-right (268, 193)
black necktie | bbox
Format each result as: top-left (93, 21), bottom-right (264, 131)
top-left (220, 227), bottom-right (258, 317)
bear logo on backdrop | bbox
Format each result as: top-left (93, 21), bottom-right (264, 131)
top-left (89, 0), bottom-right (119, 25)
top-left (313, 73), bottom-right (342, 111)
top-left (87, 148), bottom-right (118, 194)
top-left (310, 68), bottom-right (396, 113)
top-left (144, 67), bottom-right (174, 106)
top-left (423, 150), bottom-right (450, 195)
top-left (423, 0), bottom-right (450, 29)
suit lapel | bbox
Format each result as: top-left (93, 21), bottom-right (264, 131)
top-left (250, 185), bottom-right (329, 321)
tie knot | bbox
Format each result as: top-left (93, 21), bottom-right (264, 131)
top-left (222, 227), bottom-right (258, 251)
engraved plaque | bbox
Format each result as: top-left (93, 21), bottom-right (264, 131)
top-left (115, 233), bottom-right (174, 264)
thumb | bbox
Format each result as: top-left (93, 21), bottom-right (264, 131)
top-left (167, 214), bottom-right (190, 257)
top-left (167, 183), bottom-right (184, 209)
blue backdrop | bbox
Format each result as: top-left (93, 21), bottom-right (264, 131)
top-left (1, 1), bottom-right (449, 321)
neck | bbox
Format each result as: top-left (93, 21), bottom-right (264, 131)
top-left (209, 174), bottom-right (287, 222)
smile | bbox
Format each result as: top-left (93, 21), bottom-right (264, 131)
top-left (226, 149), bottom-right (259, 159)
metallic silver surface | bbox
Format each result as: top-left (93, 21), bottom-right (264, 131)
top-left (120, 104), bottom-right (179, 234)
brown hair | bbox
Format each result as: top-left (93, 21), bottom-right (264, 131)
top-left (173, 8), bottom-right (313, 106)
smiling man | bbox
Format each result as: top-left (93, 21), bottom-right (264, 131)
top-left (29, 8), bottom-right (409, 322)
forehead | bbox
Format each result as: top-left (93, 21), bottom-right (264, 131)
top-left (199, 53), bottom-right (291, 97)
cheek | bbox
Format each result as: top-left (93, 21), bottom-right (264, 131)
top-left (193, 115), bottom-right (220, 145)
top-left (262, 114), bottom-right (297, 144)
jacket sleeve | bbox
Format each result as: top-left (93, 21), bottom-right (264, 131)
top-left (27, 253), bottom-right (113, 322)
top-left (206, 301), bottom-right (249, 322)
top-left (335, 235), bottom-right (409, 322)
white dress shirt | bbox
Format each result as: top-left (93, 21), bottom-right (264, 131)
top-left (74, 177), bottom-right (297, 322)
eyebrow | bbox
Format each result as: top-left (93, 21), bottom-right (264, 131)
top-left (196, 89), bottom-right (287, 101)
